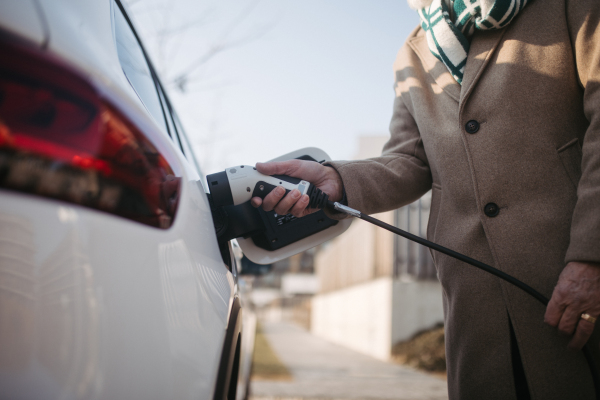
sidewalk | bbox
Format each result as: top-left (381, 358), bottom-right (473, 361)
top-left (250, 321), bottom-right (448, 400)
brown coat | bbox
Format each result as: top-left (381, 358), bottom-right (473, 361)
top-left (328, 1), bottom-right (600, 399)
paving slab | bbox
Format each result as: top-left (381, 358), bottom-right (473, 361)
top-left (250, 321), bottom-right (448, 400)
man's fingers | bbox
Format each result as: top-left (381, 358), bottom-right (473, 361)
top-left (290, 195), bottom-right (310, 217)
top-left (568, 318), bottom-right (596, 351)
top-left (256, 159), bottom-right (326, 184)
top-left (250, 197), bottom-right (262, 208)
top-left (274, 189), bottom-right (301, 216)
top-left (557, 306), bottom-right (581, 336)
top-left (301, 207), bottom-right (319, 217)
top-left (253, 159), bottom-right (343, 216)
top-left (253, 191), bottom-right (311, 217)
top-left (261, 186), bottom-right (286, 212)
top-left (256, 160), bottom-right (304, 177)
top-left (544, 296), bottom-right (566, 327)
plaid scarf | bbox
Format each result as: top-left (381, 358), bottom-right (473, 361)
top-left (418, 0), bottom-right (529, 84)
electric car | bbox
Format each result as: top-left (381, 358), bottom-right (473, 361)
top-left (0, 0), bottom-right (353, 398)
top-left (0, 0), bottom-right (255, 399)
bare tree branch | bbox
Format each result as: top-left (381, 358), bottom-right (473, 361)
top-left (124, 0), bottom-right (278, 172)
top-left (128, 0), bottom-right (273, 93)
top-left (169, 0), bottom-right (268, 90)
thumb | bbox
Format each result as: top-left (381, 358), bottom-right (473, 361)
top-left (255, 160), bottom-right (305, 177)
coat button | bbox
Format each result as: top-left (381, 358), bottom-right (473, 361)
top-left (484, 203), bottom-right (499, 217)
top-left (465, 120), bottom-right (480, 134)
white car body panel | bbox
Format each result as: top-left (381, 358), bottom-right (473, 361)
top-left (0, 0), bottom-right (238, 398)
top-left (0, 189), bottom-right (234, 399)
top-left (1, 0), bottom-right (348, 397)
top-left (0, 0), bottom-right (47, 46)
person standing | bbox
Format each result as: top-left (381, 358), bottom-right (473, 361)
top-left (252, 0), bottom-right (600, 398)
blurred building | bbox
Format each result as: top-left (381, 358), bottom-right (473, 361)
top-left (251, 249), bottom-right (318, 329)
top-left (311, 136), bottom-right (444, 360)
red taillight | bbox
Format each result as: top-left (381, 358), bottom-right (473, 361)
top-left (0, 34), bottom-right (180, 228)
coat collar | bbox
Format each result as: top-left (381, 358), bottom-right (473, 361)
top-left (459, 28), bottom-right (506, 105)
top-left (407, 27), bottom-right (506, 105)
top-left (408, 31), bottom-right (461, 102)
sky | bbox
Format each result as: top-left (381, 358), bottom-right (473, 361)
top-left (128, 0), bottom-right (421, 174)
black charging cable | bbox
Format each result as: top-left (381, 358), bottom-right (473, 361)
top-left (304, 186), bottom-right (600, 398)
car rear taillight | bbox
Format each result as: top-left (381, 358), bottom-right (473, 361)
top-left (0, 34), bottom-right (180, 229)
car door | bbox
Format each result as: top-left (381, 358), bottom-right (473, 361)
top-left (109, 2), bottom-right (239, 398)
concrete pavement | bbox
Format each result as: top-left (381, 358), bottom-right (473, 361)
top-left (250, 321), bottom-right (448, 400)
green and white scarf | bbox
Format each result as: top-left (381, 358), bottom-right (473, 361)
top-left (417, 0), bottom-right (528, 84)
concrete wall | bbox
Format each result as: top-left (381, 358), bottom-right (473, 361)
top-left (309, 135), bottom-right (445, 360)
top-left (311, 277), bottom-right (393, 360)
top-left (311, 278), bottom-right (444, 360)
top-left (391, 279), bottom-right (444, 344)
top-left (315, 211), bottom-right (394, 294)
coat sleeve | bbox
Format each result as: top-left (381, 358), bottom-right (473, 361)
top-left (564, 0), bottom-right (600, 263)
top-left (326, 93), bottom-right (432, 216)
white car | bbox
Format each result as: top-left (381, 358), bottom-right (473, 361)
top-left (0, 1), bottom-right (352, 399)
top-left (0, 0), bottom-right (255, 399)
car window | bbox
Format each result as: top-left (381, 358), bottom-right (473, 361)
top-left (156, 84), bottom-right (179, 143)
top-left (113, 3), bottom-right (167, 132)
top-left (173, 113), bottom-right (203, 175)
top-left (153, 76), bottom-right (203, 175)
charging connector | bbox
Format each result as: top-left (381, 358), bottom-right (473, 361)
top-left (306, 185), bottom-right (330, 209)
top-left (207, 165), bottom-right (340, 253)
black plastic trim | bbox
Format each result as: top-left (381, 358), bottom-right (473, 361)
top-left (113, 0), bottom-right (171, 138)
top-left (207, 171), bottom-right (234, 207)
top-left (251, 181), bottom-right (289, 201)
top-left (213, 298), bottom-right (242, 400)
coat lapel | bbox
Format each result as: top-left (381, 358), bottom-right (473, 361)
top-left (407, 27), bottom-right (506, 105)
top-left (459, 29), bottom-right (506, 105)
top-left (408, 32), bottom-right (461, 103)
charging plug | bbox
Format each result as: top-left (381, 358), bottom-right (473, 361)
top-left (207, 166), bottom-right (330, 210)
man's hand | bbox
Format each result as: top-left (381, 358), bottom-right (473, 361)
top-left (250, 159), bottom-right (343, 218)
top-left (545, 261), bottom-right (600, 350)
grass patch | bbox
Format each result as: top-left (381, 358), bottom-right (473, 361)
top-left (392, 324), bottom-right (446, 374)
top-left (251, 322), bottom-right (292, 381)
